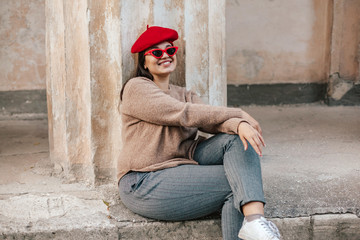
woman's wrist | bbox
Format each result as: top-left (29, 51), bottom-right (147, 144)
top-left (237, 120), bottom-right (249, 134)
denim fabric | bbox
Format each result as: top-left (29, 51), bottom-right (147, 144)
top-left (119, 133), bottom-right (265, 240)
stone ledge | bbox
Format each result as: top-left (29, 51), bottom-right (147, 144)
top-left (2, 207), bottom-right (359, 240)
top-left (109, 200), bottom-right (360, 239)
top-left (0, 227), bottom-right (118, 240)
top-left (1, 184), bottom-right (358, 239)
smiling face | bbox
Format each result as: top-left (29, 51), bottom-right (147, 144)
top-left (144, 41), bottom-right (177, 81)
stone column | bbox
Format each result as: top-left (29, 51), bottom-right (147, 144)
top-left (46, 0), bottom-right (94, 182)
top-left (46, 0), bottom-right (94, 183)
top-left (62, 0), bottom-right (94, 183)
top-left (328, 0), bottom-right (360, 105)
top-left (185, 0), bottom-right (227, 106)
top-left (46, 0), bottom-right (122, 185)
top-left (208, 0), bottom-right (227, 106)
top-left (88, 0), bottom-right (122, 185)
top-left (46, 0), bottom-right (69, 177)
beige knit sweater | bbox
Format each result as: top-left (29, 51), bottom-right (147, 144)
top-left (117, 77), bottom-right (248, 181)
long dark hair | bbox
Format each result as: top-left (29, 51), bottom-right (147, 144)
top-left (120, 50), bottom-right (153, 101)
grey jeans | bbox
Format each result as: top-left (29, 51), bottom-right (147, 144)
top-left (119, 133), bottom-right (265, 240)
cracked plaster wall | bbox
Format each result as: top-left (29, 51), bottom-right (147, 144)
top-left (226, 0), bottom-right (332, 85)
top-left (0, 0), bottom-right (45, 91)
top-left (3, 0), bottom-right (359, 97)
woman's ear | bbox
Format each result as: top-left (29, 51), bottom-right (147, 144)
top-left (144, 65), bottom-right (147, 70)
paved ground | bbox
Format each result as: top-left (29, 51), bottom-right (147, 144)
top-left (0, 104), bottom-right (359, 239)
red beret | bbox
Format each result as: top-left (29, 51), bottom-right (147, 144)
top-left (131, 25), bottom-right (178, 53)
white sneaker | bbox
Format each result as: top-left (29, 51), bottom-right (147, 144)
top-left (238, 217), bottom-right (281, 240)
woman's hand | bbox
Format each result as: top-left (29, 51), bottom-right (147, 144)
top-left (237, 121), bottom-right (266, 156)
top-left (241, 111), bottom-right (262, 135)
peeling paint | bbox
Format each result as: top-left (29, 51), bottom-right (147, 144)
top-left (104, 10), bottom-right (121, 66)
top-left (185, 0), bottom-right (209, 99)
top-left (209, 64), bottom-right (226, 106)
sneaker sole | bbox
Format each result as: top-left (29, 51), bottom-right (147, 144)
top-left (239, 232), bottom-right (279, 240)
top-left (238, 232), bottom-right (258, 240)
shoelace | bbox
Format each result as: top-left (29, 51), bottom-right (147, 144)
top-left (258, 218), bottom-right (280, 239)
top-left (266, 220), bottom-right (281, 239)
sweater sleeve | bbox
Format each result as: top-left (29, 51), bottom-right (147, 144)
top-left (121, 78), bottom-right (246, 131)
top-left (189, 91), bottom-right (246, 134)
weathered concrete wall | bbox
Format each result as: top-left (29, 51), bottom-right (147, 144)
top-left (0, 0), bottom-right (45, 91)
top-left (226, 0), bottom-right (332, 85)
top-left (4, 0), bottom-right (359, 96)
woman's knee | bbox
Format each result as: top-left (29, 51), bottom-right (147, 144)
top-left (215, 133), bottom-right (241, 146)
top-left (224, 133), bottom-right (259, 156)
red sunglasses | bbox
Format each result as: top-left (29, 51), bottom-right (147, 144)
top-left (145, 46), bottom-right (178, 59)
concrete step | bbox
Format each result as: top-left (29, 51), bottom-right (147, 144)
top-left (1, 191), bottom-right (359, 240)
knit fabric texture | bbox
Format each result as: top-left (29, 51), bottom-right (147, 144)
top-left (117, 77), bottom-right (248, 181)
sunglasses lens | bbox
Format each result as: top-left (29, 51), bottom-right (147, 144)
top-left (166, 47), bottom-right (177, 56)
top-left (152, 50), bottom-right (163, 58)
